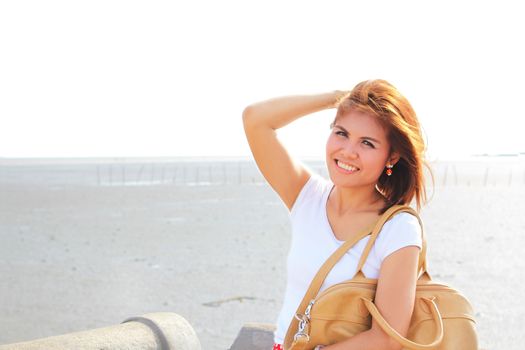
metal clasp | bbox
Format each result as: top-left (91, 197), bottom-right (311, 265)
top-left (293, 299), bottom-right (315, 342)
top-left (293, 314), bottom-right (310, 342)
top-left (304, 299), bottom-right (314, 317)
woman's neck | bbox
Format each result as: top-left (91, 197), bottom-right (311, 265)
top-left (329, 184), bottom-right (385, 216)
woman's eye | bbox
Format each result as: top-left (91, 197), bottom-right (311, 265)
top-left (335, 131), bottom-right (346, 137)
top-left (363, 140), bottom-right (375, 148)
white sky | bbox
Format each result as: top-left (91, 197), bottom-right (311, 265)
top-left (1, 0), bottom-right (524, 160)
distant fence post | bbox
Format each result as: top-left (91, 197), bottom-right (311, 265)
top-left (96, 165), bottom-right (101, 186)
top-left (222, 162), bottom-right (227, 185)
top-left (150, 164), bottom-right (155, 185)
top-left (238, 161), bottom-right (241, 184)
top-left (172, 165), bottom-right (177, 184)
top-left (137, 164), bottom-right (145, 184)
top-left (196, 166), bottom-right (200, 184)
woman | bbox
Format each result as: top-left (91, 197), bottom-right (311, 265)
top-left (242, 79), bottom-right (428, 350)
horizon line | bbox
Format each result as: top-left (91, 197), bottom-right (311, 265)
top-left (1, 152), bottom-right (524, 166)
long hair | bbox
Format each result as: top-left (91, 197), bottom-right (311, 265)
top-left (332, 79), bottom-right (432, 214)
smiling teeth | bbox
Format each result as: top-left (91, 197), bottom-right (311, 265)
top-left (337, 160), bottom-right (358, 172)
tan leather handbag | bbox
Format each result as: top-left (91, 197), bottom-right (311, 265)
top-left (284, 205), bottom-right (478, 350)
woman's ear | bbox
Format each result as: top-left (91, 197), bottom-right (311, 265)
top-left (388, 152), bottom-right (400, 166)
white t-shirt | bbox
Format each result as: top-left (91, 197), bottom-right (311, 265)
top-left (274, 173), bottom-right (423, 344)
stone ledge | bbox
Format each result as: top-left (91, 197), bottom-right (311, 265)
top-left (230, 323), bottom-right (275, 350)
top-left (0, 313), bottom-right (201, 350)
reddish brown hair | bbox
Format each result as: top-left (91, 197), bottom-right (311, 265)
top-left (331, 79), bottom-right (432, 213)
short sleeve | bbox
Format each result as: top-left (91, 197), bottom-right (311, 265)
top-left (289, 173), bottom-right (326, 218)
top-left (374, 212), bottom-right (423, 262)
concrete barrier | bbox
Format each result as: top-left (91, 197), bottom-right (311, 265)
top-left (0, 313), bottom-right (201, 350)
top-left (230, 323), bottom-right (275, 350)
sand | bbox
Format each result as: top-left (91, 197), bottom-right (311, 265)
top-left (0, 158), bottom-right (524, 349)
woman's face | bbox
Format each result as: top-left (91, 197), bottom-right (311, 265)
top-left (325, 109), bottom-right (396, 189)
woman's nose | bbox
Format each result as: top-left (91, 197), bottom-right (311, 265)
top-left (341, 141), bottom-right (359, 159)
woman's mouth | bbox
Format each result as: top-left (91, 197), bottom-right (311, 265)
top-left (335, 159), bottom-right (360, 173)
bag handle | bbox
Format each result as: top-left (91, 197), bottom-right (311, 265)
top-left (361, 297), bottom-right (444, 350)
top-left (284, 205), bottom-right (422, 349)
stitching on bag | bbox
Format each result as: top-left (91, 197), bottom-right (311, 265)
top-left (409, 315), bottom-right (476, 331)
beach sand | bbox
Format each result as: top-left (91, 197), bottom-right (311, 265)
top-left (0, 159), bottom-right (524, 349)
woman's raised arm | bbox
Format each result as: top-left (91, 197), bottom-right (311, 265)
top-left (242, 92), bottom-right (342, 211)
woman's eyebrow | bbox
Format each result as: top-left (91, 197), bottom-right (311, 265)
top-left (334, 125), bottom-right (382, 144)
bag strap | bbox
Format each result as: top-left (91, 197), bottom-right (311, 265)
top-left (355, 205), bottom-right (428, 277)
top-left (284, 205), bottom-right (424, 349)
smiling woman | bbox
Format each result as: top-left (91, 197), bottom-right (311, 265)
top-left (242, 80), bottom-right (439, 350)
top-left (328, 80), bottom-right (430, 214)
top-left (327, 109), bottom-right (397, 214)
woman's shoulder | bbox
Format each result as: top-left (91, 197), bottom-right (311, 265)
top-left (289, 173), bottom-right (332, 216)
top-left (383, 210), bottom-right (422, 237)
top-left (304, 172), bottom-right (331, 187)
top-left (387, 210), bottom-right (422, 227)
top-left (373, 210), bottom-right (423, 260)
